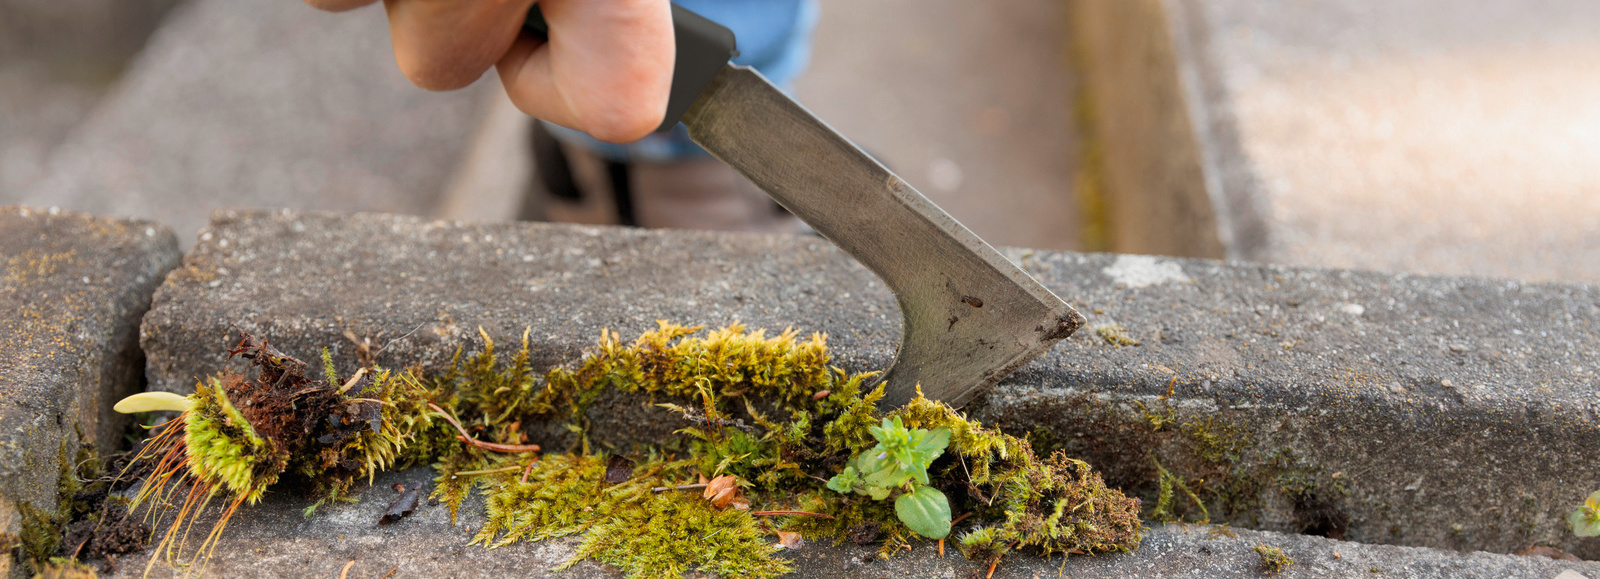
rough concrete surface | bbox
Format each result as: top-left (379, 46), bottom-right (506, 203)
top-left (117, 468), bottom-right (1600, 579)
top-left (0, 206), bottom-right (179, 552)
top-left (8, 0), bottom-right (491, 245)
top-left (142, 210), bottom-right (1600, 558)
top-left (798, 0), bottom-right (1081, 251)
top-left (1077, 0), bottom-right (1600, 284)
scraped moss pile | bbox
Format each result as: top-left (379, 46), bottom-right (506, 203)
top-left (111, 322), bottom-right (1143, 578)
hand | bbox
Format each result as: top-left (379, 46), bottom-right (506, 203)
top-left (306, 0), bottom-right (674, 143)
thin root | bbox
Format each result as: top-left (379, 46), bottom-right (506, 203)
top-left (749, 510), bottom-right (834, 519)
top-left (428, 402), bottom-right (541, 453)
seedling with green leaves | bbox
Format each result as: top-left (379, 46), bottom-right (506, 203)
top-left (826, 416), bottom-right (953, 539)
top-left (1571, 490), bottom-right (1600, 537)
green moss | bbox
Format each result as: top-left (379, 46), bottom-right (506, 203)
top-left (124, 322), bottom-right (1145, 577)
top-left (182, 377), bottom-right (283, 504)
top-left (1092, 323), bottom-right (1140, 347)
top-left (18, 501), bottom-right (59, 570)
top-left (34, 557), bottom-right (99, 578)
top-left (446, 323), bottom-right (1141, 569)
top-left (1109, 396), bottom-right (1347, 532)
top-left (472, 455), bottom-right (789, 579)
top-left (1254, 543), bottom-right (1293, 573)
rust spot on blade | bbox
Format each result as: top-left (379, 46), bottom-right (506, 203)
top-left (1041, 312), bottom-right (1086, 342)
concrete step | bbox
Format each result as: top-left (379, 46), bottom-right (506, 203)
top-left (0, 206), bottom-right (179, 577)
top-left (117, 468), bottom-right (1599, 579)
top-left (140, 209), bottom-right (1600, 561)
top-left (1074, 0), bottom-right (1600, 284)
top-left (8, 0), bottom-right (493, 245)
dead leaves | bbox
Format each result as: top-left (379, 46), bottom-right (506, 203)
top-left (703, 475), bottom-right (749, 511)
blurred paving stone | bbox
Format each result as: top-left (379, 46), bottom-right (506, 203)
top-left (1076, 0), bottom-right (1600, 283)
top-left (10, 0), bottom-right (491, 245)
top-left (142, 210), bottom-right (1600, 558)
top-left (798, 0), bottom-right (1081, 251)
top-left (0, 206), bottom-right (179, 566)
top-left (120, 467), bottom-right (1600, 578)
top-left (0, 0), bottom-right (178, 64)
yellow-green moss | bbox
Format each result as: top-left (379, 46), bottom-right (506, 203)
top-left (183, 377), bottom-right (282, 504)
top-left (1254, 543), bottom-right (1293, 573)
top-left (1124, 397), bottom-right (1347, 532)
top-left (125, 322), bottom-right (1145, 577)
top-left (468, 454), bottom-right (789, 579)
top-left (1092, 323), bottom-right (1140, 347)
top-left (430, 323), bottom-right (1141, 571)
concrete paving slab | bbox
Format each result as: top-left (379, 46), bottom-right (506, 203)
top-left (116, 467), bottom-right (1600, 579)
top-left (798, 0), bottom-right (1082, 251)
top-left (8, 0), bottom-right (491, 246)
top-left (141, 210), bottom-right (1600, 558)
top-left (0, 206), bottom-right (178, 562)
top-left (1075, 0), bottom-right (1600, 284)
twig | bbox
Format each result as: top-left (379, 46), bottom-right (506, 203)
top-left (339, 560), bottom-right (355, 579)
top-left (520, 456), bottom-right (541, 483)
top-left (454, 435), bottom-right (542, 453)
top-left (651, 483), bottom-right (709, 493)
top-left (749, 510), bottom-right (834, 519)
top-left (986, 558), bottom-right (999, 579)
top-left (952, 512), bottom-right (974, 526)
top-left (939, 538), bottom-right (945, 558)
top-left (429, 403), bottom-right (541, 453)
top-left (373, 321), bottom-right (427, 357)
top-left (337, 367), bottom-right (367, 395)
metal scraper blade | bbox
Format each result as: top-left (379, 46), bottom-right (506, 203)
top-left (682, 65), bottom-right (1085, 409)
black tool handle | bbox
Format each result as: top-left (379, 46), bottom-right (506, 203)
top-left (523, 3), bottom-right (736, 133)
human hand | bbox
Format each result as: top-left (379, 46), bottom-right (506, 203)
top-left (305, 0), bottom-right (674, 143)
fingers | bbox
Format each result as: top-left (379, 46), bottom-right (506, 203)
top-left (383, 0), bottom-right (539, 91)
top-left (303, 0), bottom-right (378, 12)
top-left (496, 0), bottom-right (673, 143)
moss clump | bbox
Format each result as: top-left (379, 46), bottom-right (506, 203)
top-left (1092, 323), bottom-right (1140, 347)
top-left (892, 396), bottom-right (1144, 559)
top-left (1254, 543), bottom-right (1293, 573)
top-left (1105, 398), bottom-right (1347, 534)
top-left (120, 322), bottom-right (1144, 578)
top-left (183, 376), bottom-right (283, 504)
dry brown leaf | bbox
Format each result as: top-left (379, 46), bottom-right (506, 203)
top-left (704, 475), bottom-right (739, 509)
top-left (775, 530), bottom-right (805, 550)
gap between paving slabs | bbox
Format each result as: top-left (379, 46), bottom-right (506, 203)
top-left (128, 209), bottom-right (1600, 572)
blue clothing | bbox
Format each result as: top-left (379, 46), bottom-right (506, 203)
top-left (544, 0), bottom-right (818, 162)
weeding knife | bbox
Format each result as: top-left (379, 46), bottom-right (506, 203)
top-left (525, 5), bottom-right (1084, 409)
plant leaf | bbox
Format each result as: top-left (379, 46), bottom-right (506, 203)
top-left (1572, 491), bottom-right (1600, 537)
top-left (113, 391), bottom-right (194, 414)
top-left (826, 467), bottom-right (859, 494)
top-left (895, 485), bottom-right (951, 539)
top-left (916, 427), bottom-right (951, 456)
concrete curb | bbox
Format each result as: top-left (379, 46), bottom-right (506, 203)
top-left (114, 467), bottom-right (1600, 579)
top-left (140, 209), bottom-right (1600, 560)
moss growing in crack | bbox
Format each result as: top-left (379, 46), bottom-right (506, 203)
top-left (426, 322), bottom-right (1142, 571)
top-left (1117, 397), bottom-right (1348, 536)
top-left (119, 322), bottom-right (1144, 577)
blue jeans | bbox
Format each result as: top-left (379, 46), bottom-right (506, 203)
top-left (543, 0), bottom-right (819, 162)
